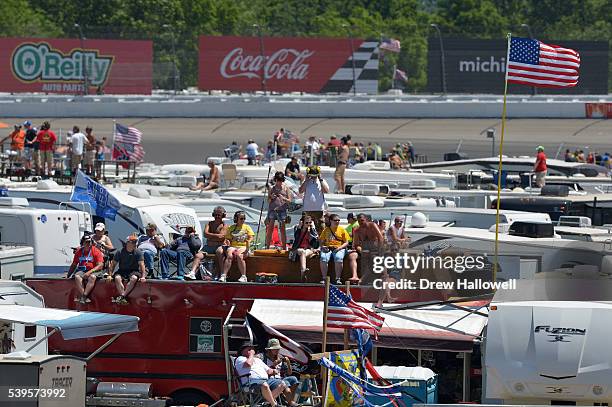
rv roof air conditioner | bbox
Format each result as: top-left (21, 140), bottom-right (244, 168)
top-left (408, 179), bottom-right (436, 189)
top-left (343, 196), bottom-right (385, 209)
top-left (127, 187), bottom-right (151, 199)
top-left (36, 179), bottom-right (59, 190)
top-left (0, 197), bottom-right (29, 207)
top-left (508, 221), bottom-right (554, 238)
top-left (349, 184), bottom-right (389, 196)
top-left (410, 212), bottom-right (427, 228)
top-left (558, 216), bottom-right (592, 227)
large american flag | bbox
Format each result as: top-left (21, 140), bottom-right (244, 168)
top-left (327, 285), bottom-right (384, 333)
top-left (380, 38), bottom-right (401, 53)
top-left (507, 37), bottom-right (580, 88)
top-left (114, 123), bottom-right (142, 144)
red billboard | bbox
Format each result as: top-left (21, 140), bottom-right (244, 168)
top-left (585, 103), bottom-right (612, 119)
top-left (199, 36), bottom-right (379, 94)
top-left (0, 37), bottom-right (153, 94)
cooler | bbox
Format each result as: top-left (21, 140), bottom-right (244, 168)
top-left (366, 366), bottom-right (438, 407)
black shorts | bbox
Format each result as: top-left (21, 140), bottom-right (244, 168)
top-left (113, 270), bottom-right (142, 280)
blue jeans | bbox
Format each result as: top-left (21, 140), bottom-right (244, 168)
top-left (320, 248), bottom-right (346, 263)
top-left (248, 377), bottom-right (283, 391)
top-left (142, 249), bottom-right (156, 274)
top-left (283, 376), bottom-right (299, 387)
top-left (160, 249), bottom-right (193, 278)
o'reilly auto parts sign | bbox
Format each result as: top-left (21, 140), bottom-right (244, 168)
top-left (0, 37), bottom-right (153, 94)
top-left (427, 38), bottom-right (608, 94)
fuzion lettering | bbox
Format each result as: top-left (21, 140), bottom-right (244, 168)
top-left (12, 42), bottom-right (113, 86)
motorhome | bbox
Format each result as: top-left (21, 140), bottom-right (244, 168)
top-left (485, 278), bottom-right (612, 405)
top-left (7, 181), bottom-right (203, 248)
top-left (0, 197), bottom-right (90, 275)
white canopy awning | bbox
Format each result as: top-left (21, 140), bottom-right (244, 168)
top-left (0, 305), bottom-right (139, 340)
top-left (250, 299), bottom-right (488, 352)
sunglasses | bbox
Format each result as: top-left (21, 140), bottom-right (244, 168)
top-left (238, 217), bottom-right (246, 220)
top-left (213, 214), bottom-right (224, 217)
top-left (304, 222), bottom-right (313, 225)
top-left (331, 219), bottom-right (340, 222)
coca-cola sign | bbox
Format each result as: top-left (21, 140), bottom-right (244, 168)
top-left (199, 36), bottom-right (369, 93)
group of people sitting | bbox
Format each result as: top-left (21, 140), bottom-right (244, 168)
top-left (235, 339), bottom-right (301, 407)
top-left (288, 212), bottom-right (410, 284)
top-left (66, 189), bottom-right (411, 302)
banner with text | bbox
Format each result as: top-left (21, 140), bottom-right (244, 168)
top-left (427, 38), bottom-right (608, 94)
top-left (0, 37), bottom-right (153, 94)
top-left (199, 35), bottom-right (379, 94)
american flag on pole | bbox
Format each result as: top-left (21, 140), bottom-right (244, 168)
top-left (507, 37), bottom-right (580, 88)
top-left (327, 285), bottom-right (384, 333)
top-left (394, 68), bottom-right (408, 82)
top-left (113, 123), bottom-right (145, 163)
top-left (114, 123), bottom-right (142, 144)
top-left (380, 38), bottom-right (401, 53)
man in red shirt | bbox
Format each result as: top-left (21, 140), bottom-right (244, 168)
top-left (67, 234), bottom-right (104, 304)
top-left (534, 146), bottom-right (547, 188)
top-left (36, 121), bottom-right (57, 176)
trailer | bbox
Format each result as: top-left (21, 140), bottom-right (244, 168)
top-left (0, 281), bottom-right (168, 407)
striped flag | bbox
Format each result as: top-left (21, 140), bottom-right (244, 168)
top-left (114, 123), bottom-right (142, 144)
top-left (394, 68), bottom-right (408, 82)
top-left (507, 37), bottom-right (580, 88)
top-left (380, 38), bottom-right (401, 53)
top-left (113, 142), bottom-right (145, 163)
top-left (327, 285), bottom-right (384, 333)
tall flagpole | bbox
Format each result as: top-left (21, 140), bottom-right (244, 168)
top-left (321, 276), bottom-right (330, 407)
top-left (493, 33), bottom-right (512, 282)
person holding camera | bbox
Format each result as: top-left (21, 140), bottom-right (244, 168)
top-left (289, 215), bottom-right (319, 282)
top-left (219, 211), bottom-right (254, 282)
top-left (159, 225), bottom-right (202, 280)
top-left (67, 234), bottom-right (104, 304)
top-left (266, 171), bottom-right (292, 249)
top-left (299, 165), bottom-right (329, 234)
top-left (319, 214), bottom-right (350, 285)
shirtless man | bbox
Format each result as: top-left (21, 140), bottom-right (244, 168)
top-left (334, 137), bottom-right (349, 193)
top-left (347, 213), bottom-right (384, 283)
top-left (191, 160), bottom-right (220, 191)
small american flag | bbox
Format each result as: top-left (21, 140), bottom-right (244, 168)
top-left (327, 285), bottom-right (384, 333)
top-left (114, 123), bottom-right (142, 144)
top-left (507, 37), bottom-right (580, 88)
top-left (113, 141), bottom-right (145, 163)
top-left (380, 38), bottom-right (401, 53)
top-left (394, 68), bottom-right (408, 82)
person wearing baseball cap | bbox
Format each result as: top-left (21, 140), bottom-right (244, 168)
top-left (235, 341), bottom-right (287, 406)
top-left (258, 339), bottom-right (300, 405)
top-left (93, 222), bottom-right (114, 254)
top-left (67, 233), bottom-right (104, 304)
top-left (534, 145), bottom-right (547, 188)
top-left (300, 165), bottom-right (329, 234)
top-left (109, 234), bottom-right (146, 305)
top-left (22, 120), bottom-right (38, 172)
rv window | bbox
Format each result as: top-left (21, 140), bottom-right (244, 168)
top-left (23, 325), bottom-right (36, 341)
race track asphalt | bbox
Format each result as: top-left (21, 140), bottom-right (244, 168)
top-left (4, 117), bottom-right (611, 164)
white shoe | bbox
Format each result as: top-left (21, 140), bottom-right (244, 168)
top-left (219, 275), bottom-right (226, 282)
top-left (184, 272), bottom-right (196, 280)
top-left (238, 275), bottom-right (248, 283)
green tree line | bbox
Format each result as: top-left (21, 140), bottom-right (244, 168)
top-left (1, 0), bottom-right (610, 92)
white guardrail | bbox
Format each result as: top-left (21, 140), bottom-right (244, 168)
top-left (0, 92), bottom-right (609, 118)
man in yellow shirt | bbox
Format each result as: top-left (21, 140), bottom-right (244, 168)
top-left (319, 214), bottom-right (350, 285)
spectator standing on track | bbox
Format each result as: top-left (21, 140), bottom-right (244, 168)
top-left (246, 139), bottom-right (260, 165)
top-left (334, 137), bottom-right (349, 193)
top-left (0, 125), bottom-right (25, 164)
top-left (84, 127), bottom-right (97, 175)
top-left (23, 121), bottom-right (38, 172)
top-left (70, 126), bottom-right (86, 175)
top-left (534, 146), bottom-right (547, 188)
top-left (36, 121), bottom-right (57, 177)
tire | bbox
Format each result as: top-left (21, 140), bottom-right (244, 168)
top-left (169, 389), bottom-right (214, 406)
